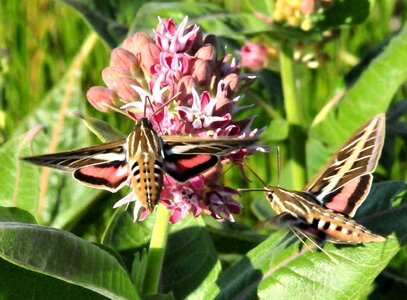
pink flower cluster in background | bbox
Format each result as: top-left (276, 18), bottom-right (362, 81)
top-left (87, 17), bottom-right (264, 223)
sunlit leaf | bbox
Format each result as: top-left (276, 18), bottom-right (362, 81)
top-left (310, 21), bottom-right (407, 147)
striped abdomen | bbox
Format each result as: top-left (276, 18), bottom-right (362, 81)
top-left (127, 118), bottom-right (164, 212)
top-left (265, 187), bottom-right (385, 244)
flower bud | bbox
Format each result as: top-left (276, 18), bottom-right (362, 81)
top-left (122, 32), bottom-right (153, 55)
top-left (176, 75), bottom-right (198, 103)
top-left (195, 44), bottom-right (216, 68)
top-left (192, 59), bottom-right (212, 86)
top-left (86, 86), bottom-right (118, 112)
top-left (110, 48), bottom-right (139, 74)
top-left (240, 42), bottom-right (267, 71)
top-left (140, 42), bottom-right (160, 74)
top-left (102, 67), bottom-right (141, 102)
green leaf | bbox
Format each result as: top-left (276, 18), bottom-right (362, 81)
top-left (0, 222), bottom-right (139, 299)
top-left (203, 182), bottom-right (407, 299)
top-left (0, 206), bottom-right (37, 224)
top-left (0, 257), bottom-right (107, 299)
top-left (205, 217), bottom-right (267, 255)
top-left (0, 130), bottom-right (41, 217)
top-left (316, 0), bottom-right (371, 30)
top-left (75, 112), bottom-right (125, 143)
top-left (130, 3), bottom-right (269, 41)
top-left (161, 215), bottom-right (221, 300)
top-left (59, 0), bottom-right (133, 47)
top-left (102, 210), bottom-right (154, 251)
top-left (131, 248), bottom-right (148, 292)
top-left (263, 118), bottom-right (289, 141)
top-left (311, 21), bottom-right (407, 147)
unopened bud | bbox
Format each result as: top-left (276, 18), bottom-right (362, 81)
top-left (192, 59), bottom-right (212, 86)
top-left (110, 48), bottom-right (139, 74)
top-left (140, 42), bottom-right (160, 73)
top-left (102, 67), bottom-right (141, 102)
top-left (176, 75), bottom-right (198, 103)
top-left (86, 86), bottom-right (118, 112)
top-left (122, 32), bottom-right (153, 55)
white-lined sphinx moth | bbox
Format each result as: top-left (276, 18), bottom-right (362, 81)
top-left (23, 117), bottom-right (258, 212)
top-left (247, 114), bottom-right (386, 244)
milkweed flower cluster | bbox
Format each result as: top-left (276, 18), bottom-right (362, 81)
top-left (87, 17), bottom-right (265, 223)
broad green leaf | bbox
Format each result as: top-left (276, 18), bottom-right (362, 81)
top-left (0, 258), bottom-right (107, 299)
top-left (0, 129), bottom-right (41, 216)
top-left (0, 222), bottom-right (139, 299)
top-left (102, 209), bottom-right (154, 251)
top-left (59, 0), bottom-right (135, 47)
top-left (0, 206), bottom-right (37, 224)
top-left (131, 248), bottom-right (148, 292)
top-left (310, 21), bottom-right (407, 147)
top-left (316, 0), bottom-right (371, 30)
top-left (203, 182), bottom-right (407, 299)
top-left (130, 3), bottom-right (269, 41)
top-left (76, 112), bottom-right (125, 143)
top-left (162, 215), bottom-right (221, 300)
top-left (204, 217), bottom-right (267, 254)
top-left (263, 118), bottom-right (289, 141)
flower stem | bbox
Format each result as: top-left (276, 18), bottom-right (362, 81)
top-left (142, 204), bottom-right (170, 295)
top-left (279, 43), bottom-right (306, 189)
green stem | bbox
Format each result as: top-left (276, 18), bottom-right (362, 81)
top-left (279, 43), bottom-right (306, 189)
top-left (143, 204), bottom-right (170, 295)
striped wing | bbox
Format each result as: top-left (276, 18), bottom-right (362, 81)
top-left (22, 139), bottom-right (129, 192)
top-left (162, 135), bottom-right (258, 182)
top-left (162, 135), bottom-right (258, 155)
top-left (304, 114), bottom-right (385, 217)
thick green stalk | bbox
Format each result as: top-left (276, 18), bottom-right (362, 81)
top-left (279, 43), bottom-right (306, 189)
top-left (143, 204), bottom-right (170, 295)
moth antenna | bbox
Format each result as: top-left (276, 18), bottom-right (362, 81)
top-left (144, 95), bottom-right (149, 117)
top-left (242, 162), bottom-right (270, 189)
top-left (144, 96), bottom-right (165, 134)
top-left (149, 92), bottom-right (181, 119)
top-left (148, 93), bottom-right (181, 134)
top-left (238, 188), bottom-right (269, 192)
top-left (221, 164), bottom-right (234, 177)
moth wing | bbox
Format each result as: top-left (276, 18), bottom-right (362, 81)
top-left (73, 160), bottom-right (129, 192)
top-left (23, 139), bottom-right (129, 192)
top-left (163, 152), bottom-right (219, 182)
top-left (162, 135), bottom-right (258, 155)
top-left (22, 139), bottom-right (126, 171)
top-left (304, 114), bottom-right (385, 214)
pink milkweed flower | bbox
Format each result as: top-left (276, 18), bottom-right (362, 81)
top-left (206, 187), bottom-right (242, 222)
top-left (177, 89), bottom-right (231, 133)
top-left (155, 16), bottom-right (200, 53)
top-left (87, 17), bottom-right (265, 223)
